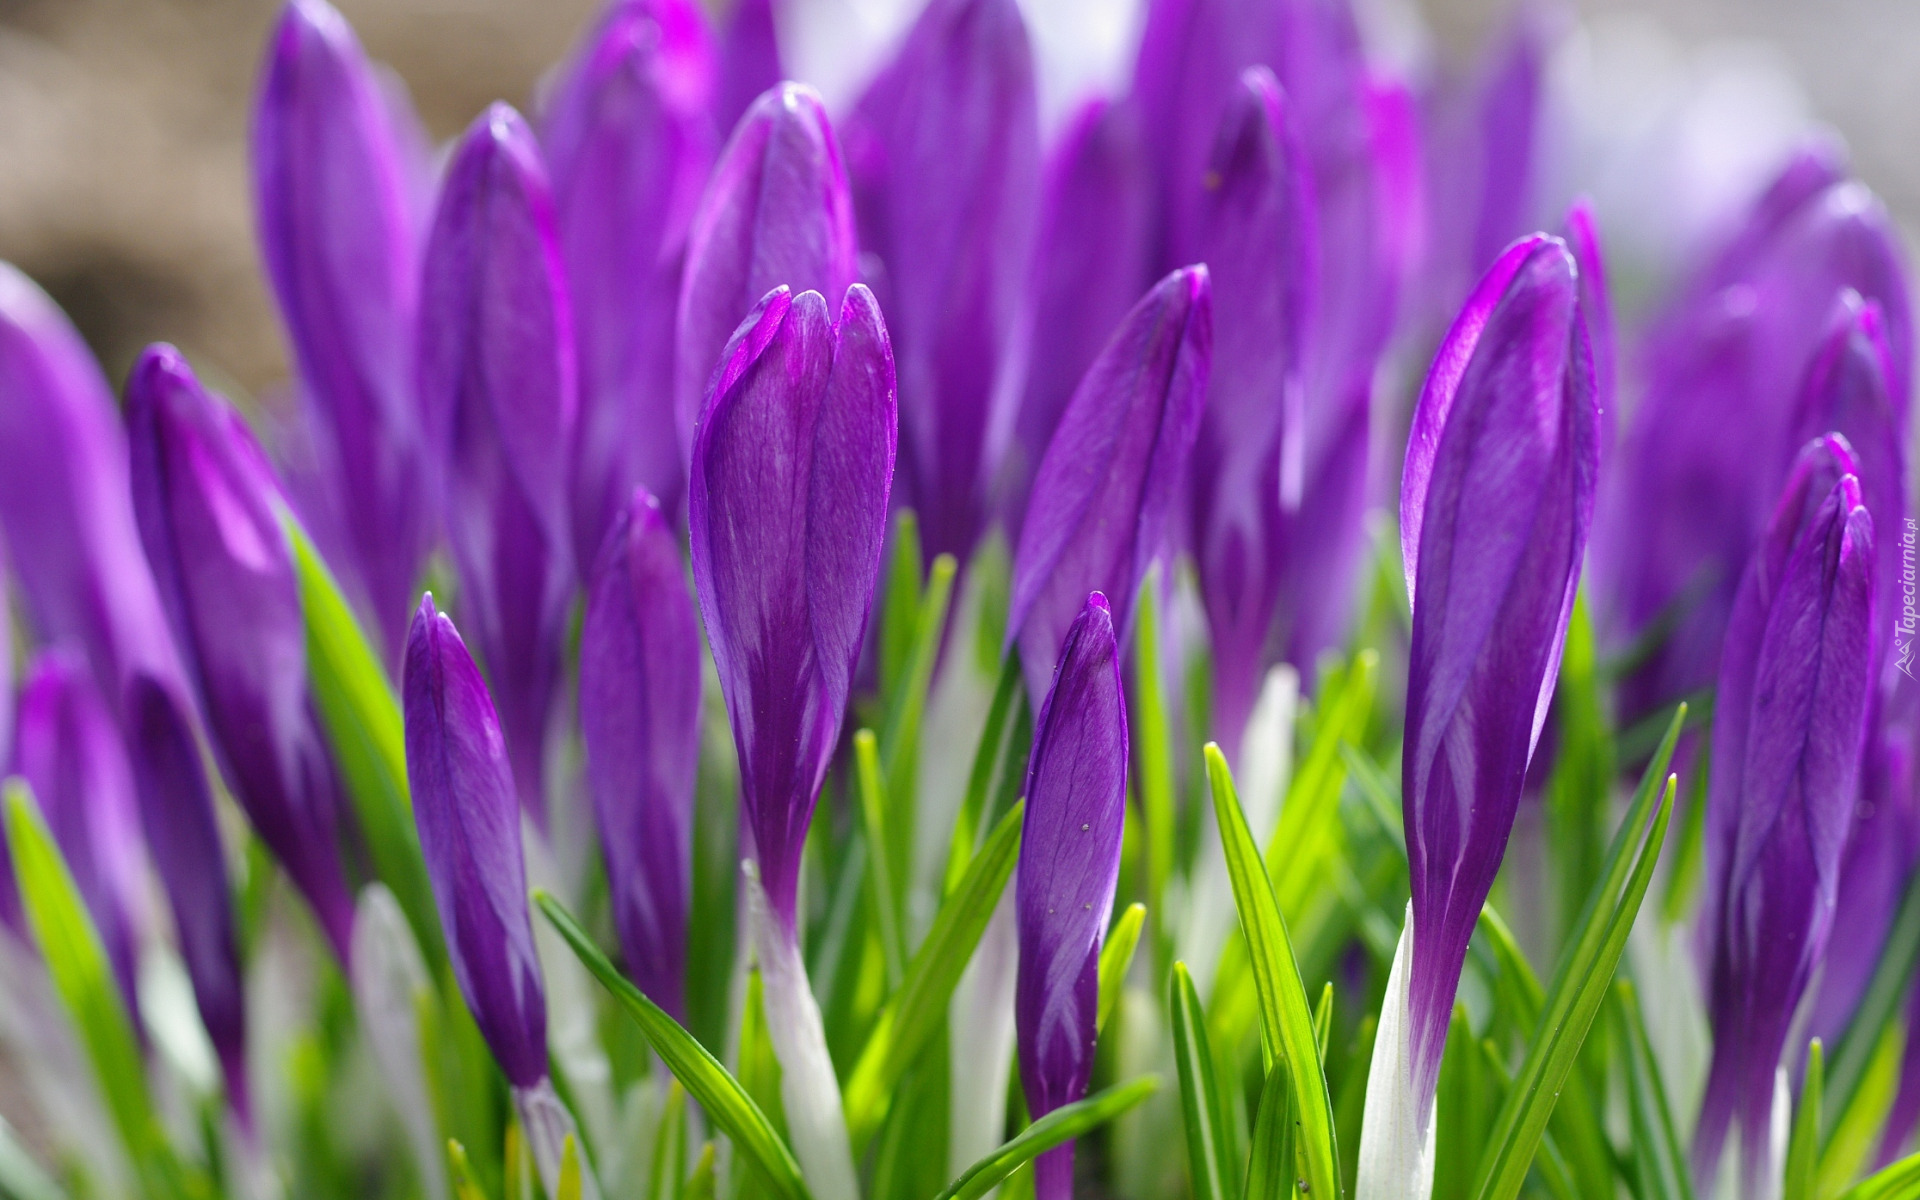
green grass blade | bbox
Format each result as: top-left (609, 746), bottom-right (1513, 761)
top-left (1821, 1020), bottom-right (1905, 1195)
top-left (449, 1139), bottom-right (493, 1200)
top-left (1242, 1058), bottom-right (1295, 1200)
top-left (1098, 903), bottom-right (1146, 1036)
top-left (1827, 865), bottom-right (1920, 1130)
top-left (1171, 963), bottom-right (1238, 1200)
top-left (1206, 742), bottom-right (1342, 1200)
top-left (1134, 569), bottom-right (1178, 926)
top-left (556, 1135), bottom-right (583, 1200)
top-left (879, 511), bottom-right (925, 701)
top-left (1834, 1151), bottom-right (1920, 1200)
top-left (853, 729), bottom-right (907, 986)
top-left (881, 550), bottom-right (957, 914)
top-left (1784, 1039), bottom-right (1823, 1200)
top-left (1268, 652), bottom-right (1377, 921)
top-left (944, 650), bottom-right (1029, 895)
top-left (1613, 982), bottom-right (1695, 1200)
top-left (933, 1077), bottom-right (1161, 1200)
top-left (532, 891), bottom-right (811, 1200)
top-left (684, 1143), bottom-right (716, 1200)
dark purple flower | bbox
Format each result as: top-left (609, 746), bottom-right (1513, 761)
top-left (253, 0), bottom-right (430, 657)
top-left (715, 0), bottom-right (780, 137)
top-left (126, 344), bottom-right (357, 961)
top-left (1015, 592), bottom-right (1127, 1200)
top-left (675, 82), bottom-right (857, 467)
top-left (418, 104), bottom-right (577, 828)
top-left (580, 487), bottom-right (701, 1019)
top-left (0, 547), bottom-right (16, 940)
top-left (1400, 235), bottom-right (1599, 1114)
top-left (844, 0), bottom-right (1039, 563)
top-left (1695, 436), bottom-right (1875, 1191)
top-left (14, 651), bottom-right (149, 1032)
top-left (402, 594), bottom-right (548, 1091)
top-left (1009, 265), bottom-right (1211, 703)
top-left (1565, 199), bottom-right (1615, 444)
top-left (544, 0), bottom-right (716, 553)
top-left (125, 671), bottom-right (250, 1128)
top-left (687, 284), bottom-right (895, 935)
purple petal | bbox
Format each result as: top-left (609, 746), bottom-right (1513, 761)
top-left (844, 0), bottom-right (1039, 562)
top-left (715, 0), bottom-right (781, 136)
top-left (1011, 266), bottom-right (1211, 703)
top-left (418, 103), bottom-right (578, 827)
top-left (544, 0), bottom-right (717, 555)
top-left (580, 487), bottom-right (702, 1019)
top-left (687, 285), bottom-right (895, 933)
top-left (126, 345), bottom-right (356, 961)
top-left (1564, 199), bottom-right (1616, 453)
top-left (125, 671), bottom-right (250, 1128)
top-left (1014, 592), bottom-right (1126, 1200)
top-left (402, 594), bottom-right (549, 1090)
top-left (1469, 12), bottom-right (1547, 278)
top-left (675, 83), bottom-right (858, 467)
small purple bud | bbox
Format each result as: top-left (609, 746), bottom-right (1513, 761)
top-left (580, 488), bottom-right (701, 1019)
top-left (418, 103), bottom-right (578, 828)
top-left (1015, 592), bottom-right (1126, 1200)
top-left (544, 0), bottom-right (717, 552)
top-left (126, 345), bottom-right (357, 961)
top-left (687, 284), bottom-right (896, 936)
top-left (1010, 265), bottom-right (1211, 703)
top-left (715, 0), bottom-right (781, 137)
top-left (402, 594), bottom-right (549, 1091)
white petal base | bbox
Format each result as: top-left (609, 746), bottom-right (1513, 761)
top-left (1357, 905), bottom-right (1435, 1200)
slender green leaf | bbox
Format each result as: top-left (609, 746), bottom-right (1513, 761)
top-left (1268, 653), bottom-right (1377, 921)
top-left (879, 511), bottom-right (925, 700)
top-left (1171, 963), bottom-right (1237, 1200)
top-left (1828, 864), bottom-right (1920, 1129)
top-left (853, 729), bottom-right (907, 986)
top-left (557, 1135), bottom-right (583, 1200)
top-left (1835, 1151), bottom-right (1920, 1200)
top-left (1543, 597), bottom-right (1615, 952)
top-left (449, 1140), bottom-right (492, 1200)
top-left (1134, 569), bottom-right (1178, 923)
top-left (685, 1144), bottom-right (717, 1200)
top-left (647, 1083), bottom-right (687, 1200)
top-left (1313, 983), bottom-right (1333, 1061)
top-left (1243, 1059), bottom-right (1295, 1200)
top-left (944, 650), bottom-right (1029, 895)
top-left (504, 1119), bottom-right (529, 1200)
top-left (1435, 1005), bottom-right (1488, 1200)
top-left (533, 891), bottom-right (811, 1200)
top-left (1784, 1039), bottom-right (1822, 1200)
top-left (1613, 982), bottom-right (1695, 1200)
top-left (1333, 1016), bottom-right (1376, 1197)
top-left (1206, 742), bottom-right (1341, 1200)
top-left (932, 1077), bottom-right (1161, 1200)
top-left (1822, 1020), bottom-right (1905, 1196)
top-left (1098, 903), bottom-right (1146, 1036)
top-left (880, 548), bottom-right (956, 921)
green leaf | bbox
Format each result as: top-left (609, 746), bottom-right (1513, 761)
top-left (449, 1139), bottom-right (493, 1200)
top-left (1784, 1039), bottom-right (1822, 1200)
top-left (932, 1077), bottom-right (1161, 1200)
top-left (1243, 1059), bottom-right (1296, 1200)
top-left (0, 1113), bottom-right (64, 1200)
top-left (685, 1144), bottom-right (717, 1200)
top-left (1205, 742), bottom-right (1341, 1200)
top-left (1543, 597), bottom-right (1615, 952)
top-left (1612, 982), bottom-right (1695, 1200)
top-left (853, 729), bottom-right (908, 987)
top-left (881, 550), bottom-right (956, 797)
top-left (1828, 863), bottom-right (1920, 1130)
top-left (944, 649), bottom-right (1030, 895)
top-left (1098, 903), bottom-right (1146, 1036)
top-left (845, 799), bottom-right (1025, 1150)
top-left (1171, 962), bottom-right (1238, 1200)
top-left (737, 966), bottom-right (790, 1200)
top-left (1467, 705), bottom-right (1684, 1200)
top-left (533, 891), bottom-right (812, 1200)
top-left (557, 1135), bottom-right (583, 1200)
top-left (1821, 1019), bottom-right (1905, 1196)
top-left (1834, 1151), bottom-right (1920, 1200)
top-left (1133, 569), bottom-right (1178, 925)
top-left (647, 1083), bottom-right (688, 1200)
top-left (1269, 651), bottom-right (1376, 920)
top-left (879, 511), bottom-right (925, 701)
top-left (1435, 1005), bottom-right (1490, 1200)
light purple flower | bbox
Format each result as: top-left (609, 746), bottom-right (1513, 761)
top-left (1009, 265), bottom-right (1211, 703)
top-left (580, 487), bottom-right (701, 1019)
top-left (715, 0), bottom-right (780, 138)
top-left (544, 0), bottom-right (716, 551)
top-left (127, 344), bottom-right (357, 961)
top-left (418, 103), bottom-right (577, 828)
top-left (844, 0), bottom-right (1039, 563)
top-left (1015, 592), bottom-right (1126, 1200)
top-left (1400, 234), bottom-right (1599, 1115)
top-left (687, 284), bottom-right (895, 935)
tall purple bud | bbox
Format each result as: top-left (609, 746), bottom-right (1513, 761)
top-left (1694, 436), bottom-right (1875, 1192)
top-left (125, 672), bottom-right (250, 1129)
top-left (580, 488), bottom-right (701, 1019)
top-left (675, 83), bottom-right (857, 467)
top-left (127, 345), bottom-right (357, 962)
top-left (1015, 593), bottom-right (1127, 1200)
top-left (1010, 266), bottom-right (1211, 703)
top-left (418, 104), bottom-right (577, 829)
top-left (1185, 68), bottom-right (1318, 754)
top-left (544, 0), bottom-right (717, 551)
top-left (715, 0), bottom-right (781, 137)
top-left (253, 0), bottom-right (429, 657)
top-left (844, 0), bottom-right (1039, 563)
top-left (1399, 235), bottom-right (1599, 1114)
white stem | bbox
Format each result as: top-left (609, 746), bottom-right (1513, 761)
top-left (350, 886), bottom-right (448, 1200)
top-left (514, 1077), bottom-right (602, 1200)
top-left (746, 864), bottom-right (860, 1200)
top-left (949, 890), bottom-right (1020, 1180)
top-left (1357, 904), bottom-right (1435, 1200)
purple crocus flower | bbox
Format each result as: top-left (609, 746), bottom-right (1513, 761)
top-left (1184, 67), bottom-right (1317, 753)
top-left (125, 671), bottom-right (250, 1129)
top-left (675, 82), bottom-right (858, 467)
top-left (14, 651), bottom-right (149, 1033)
top-left (1400, 234), bottom-right (1599, 1114)
top-left (1695, 435), bottom-right (1876, 1192)
top-left (252, 0), bottom-right (430, 658)
top-left (715, 0), bottom-right (780, 137)
top-left (844, 0), bottom-right (1039, 563)
top-left (544, 0), bottom-right (716, 552)
top-left (418, 104), bottom-right (577, 828)
top-left (1009, 265), bottom-right (1211, 703)
top-left (580, 487), bottom-right (701, 1019)
top-left (126, 344), bottom-right (357, 962)
top-left (1015, 592), bottom-right (1127, 1200)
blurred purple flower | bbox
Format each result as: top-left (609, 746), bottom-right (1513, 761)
top-left (715, 0), bottom-right (781, 137)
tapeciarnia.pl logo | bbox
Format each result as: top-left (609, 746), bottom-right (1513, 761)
top-left (1900, 518), bottom-right (1918, 679)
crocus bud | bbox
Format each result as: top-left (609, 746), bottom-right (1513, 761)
top-left (1695, 437), bottom-right (1875, 1192)
top-left (715, 0), bottom-right (780, 136)
top-left (1009, 265), bottom-right (1211, 703)
top-left (126, 345), bottom-right (357, 961)
top-left (1400, 235), bottom-right (1599, 1114)
top-left (580, 488), bottom-right (701, 1018)
top-left (418, 103), bottom-right (577, 827)
top-left (844, 0), bottom-right (1039, 562)
top-left (675, 83), bottom-right (857, 465)
top-left (544, 0), bottom-right (717, 553)
top-left (253, 0), bottom-right (429, 657)
top-left (1015, 592), bottom-right (1126, 1200)
top-left (687, 283), bottom-right (895, 934)
top-left (125, 671), bottom-right (249, 1128)
top-left (15, 652), bottom-right (148, 1031)
top-left (1185, 68), bottom-right (1316, 752)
